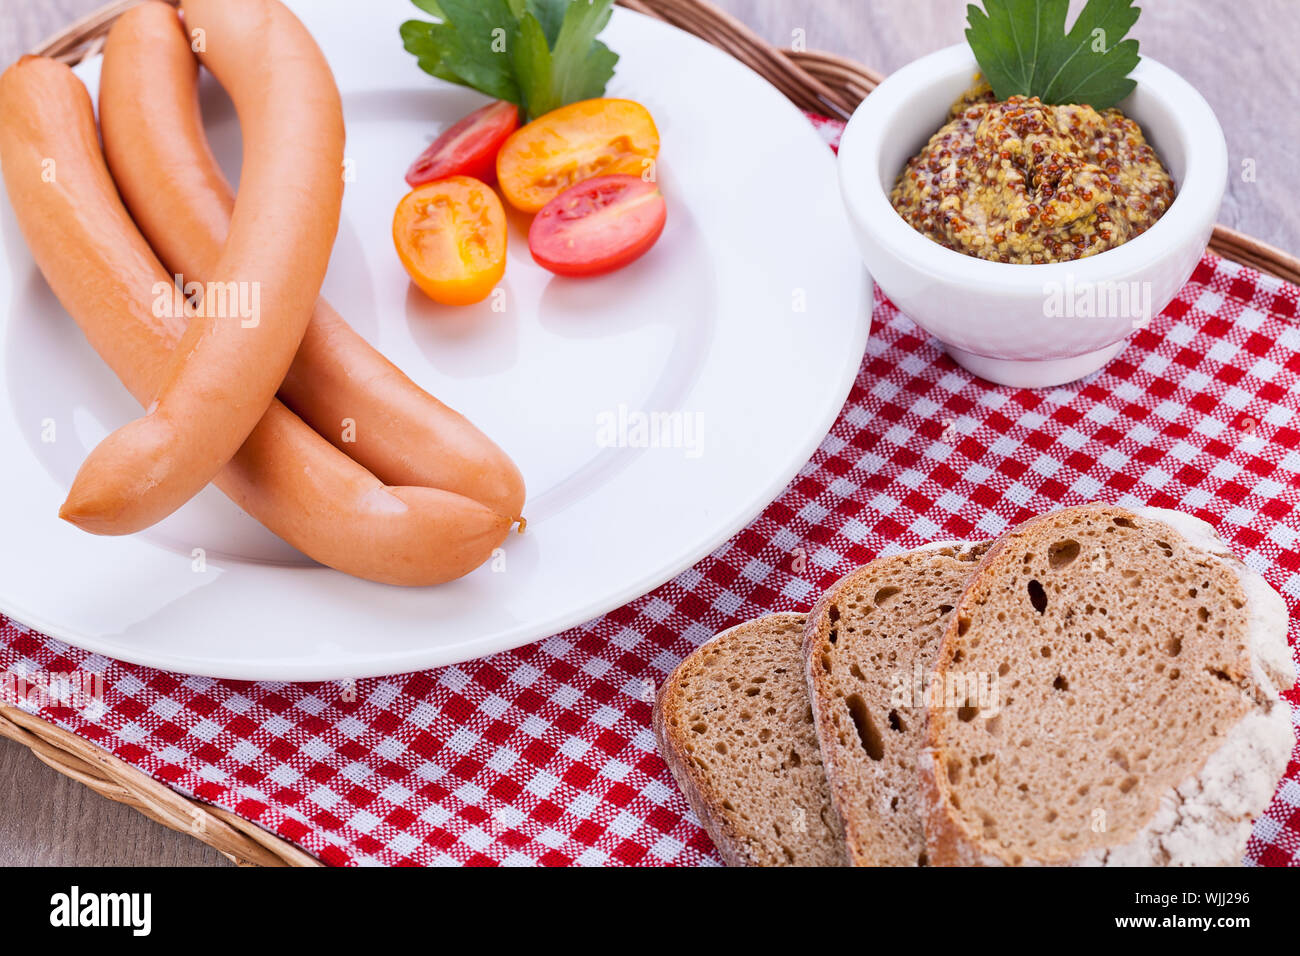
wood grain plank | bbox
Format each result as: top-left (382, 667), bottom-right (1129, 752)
top-left (0, 737), bottom-right (232, 866)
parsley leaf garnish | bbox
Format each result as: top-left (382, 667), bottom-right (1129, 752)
top-left (965, 0), bottom-right (1142, 109)
top-left (401, 0), bottom-right (619, 122)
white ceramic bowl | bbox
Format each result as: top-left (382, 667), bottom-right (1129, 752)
top-left (838, 44), bottom-right (1227, 388)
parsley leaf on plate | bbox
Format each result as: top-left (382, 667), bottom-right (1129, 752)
top-left (400, 0), bottom-right (620, 122)
top-left (547, 1), bottom-right (619, 110)
top-left (512, 13), bottom-right (555, 117)
top-left (965, 0), bottom-right (1142, 109)
top-left (527, 0), bottom-right (569, 45)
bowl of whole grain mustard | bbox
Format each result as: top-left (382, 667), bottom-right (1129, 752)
top-left (838, 43), bottom-right (1226, 387)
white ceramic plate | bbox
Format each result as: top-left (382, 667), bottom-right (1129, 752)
top-left (0, 0), bottom-right (870, 679)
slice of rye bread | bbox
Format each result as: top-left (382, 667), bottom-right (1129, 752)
top-left (803, 541), bottom-right (992, 866)
top-left (654, 614), bottom-right (846, 866)
top-left (920, 504), bottom-right (1297, 866)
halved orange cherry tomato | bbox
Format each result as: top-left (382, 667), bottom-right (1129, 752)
top-left (496, 98), bottom-right (660, 213)
top-left (405, 100), bottom-right (520, 188)
top-left (393, 176), bottom-right (507, 306)
top-left (529, 175), bottom-right (666, 277)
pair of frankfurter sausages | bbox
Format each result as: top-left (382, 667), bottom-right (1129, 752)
top-left (0, 0), bottom-right (525, 586)
top-left (100, 0), bottom-right (525, 518)
top-left (62, 0), bottom-right (346, 535)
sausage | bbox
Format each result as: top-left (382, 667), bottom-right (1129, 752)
top-left (0, 55), bottom-right (512, 586)
top-left (57, 0), bottom-right (345, 534)
top-left (99, 1), bottom-right (526, 519)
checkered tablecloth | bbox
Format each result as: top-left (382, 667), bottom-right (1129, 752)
top-left (2, 117), bottom-right (1297, 866)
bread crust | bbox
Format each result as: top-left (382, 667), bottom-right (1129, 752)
top-left (921, 504), bottom-right (1296, 867)
top-left (804, 572), bottom-right (871, 865)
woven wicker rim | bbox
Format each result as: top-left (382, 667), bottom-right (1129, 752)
top-left (3, 0), bottom-right (1298, 869)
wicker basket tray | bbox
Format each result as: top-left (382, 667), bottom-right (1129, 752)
top-left (3, 0), bottom-right (1298, 867)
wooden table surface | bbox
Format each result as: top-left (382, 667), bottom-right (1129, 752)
top-left (1, 0), bottom-right (1296, 867)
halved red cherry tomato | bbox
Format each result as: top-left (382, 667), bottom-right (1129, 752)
top-left (497, 98), bottom-right (660, 213)
top-left (404, 100), bottom-right (520, 188)
top-left (393, 176), bottom-right (507, 305)
top-left (528, 174), bottom-right (666, 277)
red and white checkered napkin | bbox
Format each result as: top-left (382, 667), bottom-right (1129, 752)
top-left (2, 117), bottom-right (1298, 866)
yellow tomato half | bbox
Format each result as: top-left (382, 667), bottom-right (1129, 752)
top-left (496, 98), bottom-right (660, 213)
top-left (393, 176), bottom-right (507, 306)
